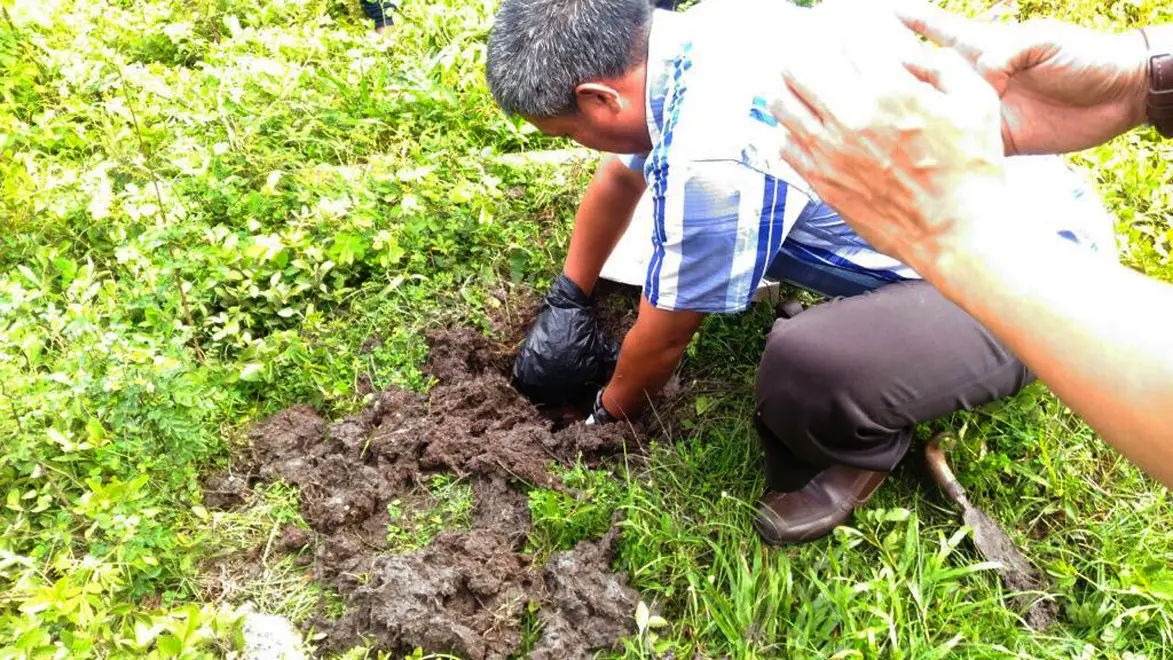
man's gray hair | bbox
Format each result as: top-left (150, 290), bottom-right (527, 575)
top-left (486, 0), bottom-right (652, 118)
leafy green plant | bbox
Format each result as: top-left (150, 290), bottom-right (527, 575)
top-left (2, 0), bottom-right (1172, 657)
top-left (528, 462), bottom-right (628, 555)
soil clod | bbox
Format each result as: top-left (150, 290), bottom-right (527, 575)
top-left (321, 529), bottom-right (541, 659)
top-left (532, 527), bottom-right (638, 660)
top-left (202, 470), bottom-right (252, 510)
top-left (280, 526), bottom-right (312, 553)
top-left (472, 475), bottom-right (533, 543)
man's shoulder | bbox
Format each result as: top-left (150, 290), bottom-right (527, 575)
top-left (680, 0), bottom-right (808, 71)
top-left (648, 109), bottom-right (816, 199)
top-left (682, 0), bottom-right (802, 32)
top-left (655, 25), bottom-right (807, 182)
top-left (653, 76), bottom-right (764, 166)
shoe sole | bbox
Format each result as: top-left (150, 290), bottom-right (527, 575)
top-left (752, 507), bottom-right (852, 547)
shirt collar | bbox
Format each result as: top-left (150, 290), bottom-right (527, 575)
top-left (643, 9), bottom-right (688, 147)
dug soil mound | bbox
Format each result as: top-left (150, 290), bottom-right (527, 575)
top-left (223, 327), bottom-right (643, 659)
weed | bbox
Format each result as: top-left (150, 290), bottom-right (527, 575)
top-left (385, 475), bottom-right (475, 552)
top-left (528, 462), bottom-right (628, 556)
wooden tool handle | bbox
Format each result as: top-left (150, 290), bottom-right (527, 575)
top-left (925, 433), bottom-right (967, 503)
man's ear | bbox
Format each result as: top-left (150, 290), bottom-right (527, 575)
top-left (575, 82), bottom-right (625, 115)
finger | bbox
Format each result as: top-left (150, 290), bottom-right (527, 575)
top-left (821, 6), bottom-right (938, 105)
top-left (902, 47), bottom-right (1011, 151)
top-left (777, 133), bottom-right (820, 179)
top-left (776, 66), bottom-right (839, 130)
top-left (846, 12), bottom-right (936, 73)
top-left (903, 46), bottom-right (989, 96)
top-left (903, 21), bottom-right (1023, 95)
top-left (778, 134), bottom-right (851, 207)
top-left (892, 0), bottom-right (987, 64)
top-left (973, 20), bottom-right (1052, 82)
top-left (769, 84), bottom-right (825, 176)
top-left (770, 75), bottom-right (828, 135)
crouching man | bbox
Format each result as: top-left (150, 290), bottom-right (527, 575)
top-left (485, 0), bottom-right (1115, 544)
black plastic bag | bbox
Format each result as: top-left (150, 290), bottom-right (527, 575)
top-left (512, 274), bottom-right (620, 406)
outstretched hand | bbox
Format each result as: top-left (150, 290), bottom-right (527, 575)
top-left (893, 0), bottom-right (1149, 155)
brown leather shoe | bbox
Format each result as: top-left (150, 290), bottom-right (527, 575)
top-left (754, 465), bottom-right (888, 546)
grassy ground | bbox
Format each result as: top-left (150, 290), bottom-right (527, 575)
top-left (1, 0), bottom-right (1172, 657)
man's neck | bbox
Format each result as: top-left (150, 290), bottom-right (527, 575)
top-left (629, 63), bottom-right (653, 152)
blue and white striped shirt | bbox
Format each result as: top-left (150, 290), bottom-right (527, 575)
top-left (623, 4), bottom-right (1114, 314)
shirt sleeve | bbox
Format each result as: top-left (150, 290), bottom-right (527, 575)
top-left (644, 159), bottom-right (806, 313)
top-left (617, 152), bottom-right (649, 173)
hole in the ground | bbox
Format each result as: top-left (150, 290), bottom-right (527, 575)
top-left (493, 280), bottom-right (640, 432)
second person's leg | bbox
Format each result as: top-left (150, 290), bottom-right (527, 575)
top-left (361, 0), bottom-right (397, 33)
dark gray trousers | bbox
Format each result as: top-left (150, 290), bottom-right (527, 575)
top-left (754, 280), bottom-right (1033, 492)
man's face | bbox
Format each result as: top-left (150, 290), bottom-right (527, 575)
top-left (526, 80), bottom-right (652, 154)
top-left (527, 112), bottom-right (651, 154)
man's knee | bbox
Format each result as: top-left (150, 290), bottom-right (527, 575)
top-left (754, 289), bottom-right (1031, 449)
top-left (755, 318), bottom-right (866, 443)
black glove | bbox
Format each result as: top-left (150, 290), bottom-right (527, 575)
top-left (586, 388), bottom-right (620, 425)
top-left (512, 274), bottom-right (619, 406)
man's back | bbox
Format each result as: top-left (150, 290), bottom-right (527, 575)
top-left (629, 2), bottom-right (1113, 308)
top-left (630, 3), bottom-right (923, 308)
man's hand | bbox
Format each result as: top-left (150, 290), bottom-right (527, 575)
top-left (516, 157), bottom-right (644, 407)
top-left (894, 0), bottom-right (1150, 155)
top-left (512, 274), bottom-right (618, 406)
top-left (598, 296), bottom-right (703, 420)
top-left (770, 20), bottom-right (1008, 278)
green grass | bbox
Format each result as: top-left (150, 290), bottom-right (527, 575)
top-left (385, 474), bottom-right (475, 552)
top-left (1, 0), bottom-right (1171, 657)
top-left (529, 462), bottom-right (629, 556)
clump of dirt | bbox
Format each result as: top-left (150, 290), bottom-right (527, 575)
top-left (201, 470), bottom-right (252, 510)
top-left (323, 528), bottom-right (541, 658)
top-left (472, 474), bottom-right (533, 544)
top-left (424, 326), bottom-right (507, 382)
top-left (223, 327), bottom-right (641, 658)
top-left (279, 525), bottom-right (312, 553)
top-left (532, 527), bottom-right (636, 660)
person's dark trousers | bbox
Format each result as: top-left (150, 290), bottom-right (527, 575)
top-left (361, 0), bottom-right (397, 29)
top-left (754, 280), bottom-right (1034, 493)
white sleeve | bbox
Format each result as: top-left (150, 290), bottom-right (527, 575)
top-left (617, 152), bottom-right (649, 174)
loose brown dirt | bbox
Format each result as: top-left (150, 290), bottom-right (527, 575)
top-left (216, 322), bottom-right (643, 658)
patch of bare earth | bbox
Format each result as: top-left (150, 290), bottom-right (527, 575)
top-left (206, 315), bottom-right (645, 659)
